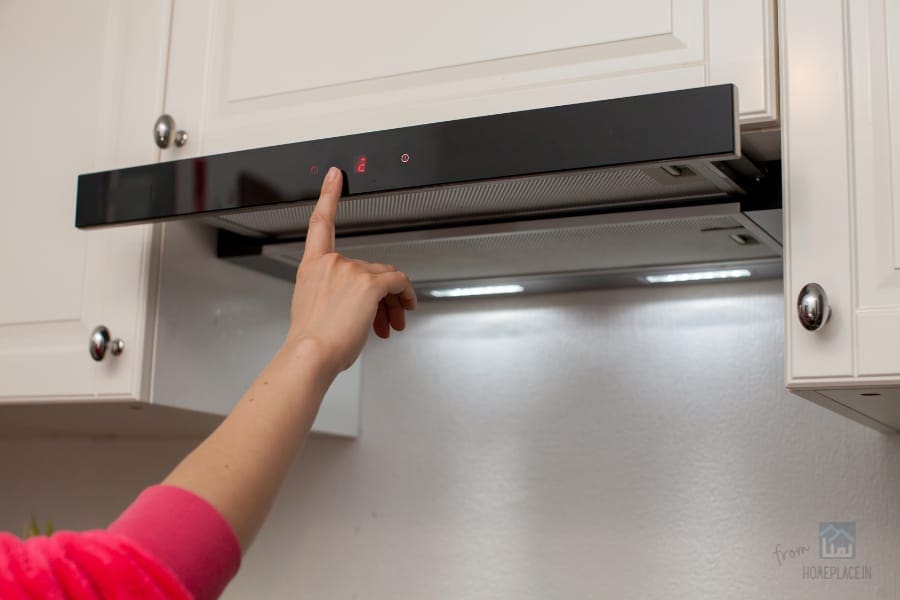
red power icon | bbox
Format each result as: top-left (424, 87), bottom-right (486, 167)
top-left (354, 155), bottom-right (367, 173)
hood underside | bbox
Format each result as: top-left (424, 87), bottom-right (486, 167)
top-left (219, 202), bottom-right (782, 297)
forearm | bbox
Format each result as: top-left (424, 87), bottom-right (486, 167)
top-left (162, 337), bottom-right (339, 551)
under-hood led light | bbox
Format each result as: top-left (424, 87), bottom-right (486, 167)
top-left (644, 269), bottom-right (752, 284)
top-left (429, 284), bottom-right (525, 298)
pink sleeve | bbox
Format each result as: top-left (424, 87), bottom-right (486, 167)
top-left (0, 530), bottom-right (191, 599)
top-left (108, 485), bottom-right (242, 600)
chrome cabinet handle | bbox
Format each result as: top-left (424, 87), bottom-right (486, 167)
top-left (89, 325), bottom-right (125, 361)
top-left (797, 283), bottom-right (831, 331)
top-left (153, 114), bottom-right (188, 149)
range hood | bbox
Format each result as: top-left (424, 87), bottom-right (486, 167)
top-left (76, 85), bottom-right (782, 296)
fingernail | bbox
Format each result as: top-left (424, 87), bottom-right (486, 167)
top-left (326, 166), bottom-right (339, 181)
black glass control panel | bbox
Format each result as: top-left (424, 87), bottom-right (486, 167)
top-left (75, 85), bottom-right (737, 229)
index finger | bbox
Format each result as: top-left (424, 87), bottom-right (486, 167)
top-left (302, 166), bottom-right (342, 263)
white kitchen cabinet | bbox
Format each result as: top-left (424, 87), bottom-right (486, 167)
top-left (159, 0), bottom-right (777, 161)
top-left (13, 0), bottom-right (900, 436)
top-left (0, 1), bottom-right (169, 404)
top-left (782, 0), bottom-right (900, 431)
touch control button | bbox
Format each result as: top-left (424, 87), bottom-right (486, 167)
top-left (400, 153), bottom-right (410, 163)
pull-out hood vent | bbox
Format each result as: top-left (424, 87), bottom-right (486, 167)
top-left (76, 85), bottom-right (782, 296)
top-left (228, 202), bottom-right (782, 296)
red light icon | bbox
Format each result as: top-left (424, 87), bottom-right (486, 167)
top-left (354, 155), bottom-right (367, 174)
top-left (309, 165), bottom-right (319, 175)
top-left (400, 153), bottom-right (410, 163)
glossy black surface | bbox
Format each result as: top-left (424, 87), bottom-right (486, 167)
top-left (76, 85), bottom-right (737, 229)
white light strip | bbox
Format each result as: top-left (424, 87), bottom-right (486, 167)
top-left (644, 269), bottom-right (752, 284)
top-left (429, 284), bottom-right (526, 298)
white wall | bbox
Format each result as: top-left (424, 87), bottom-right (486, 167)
top-left (0, 279), bottom-right (897, 599)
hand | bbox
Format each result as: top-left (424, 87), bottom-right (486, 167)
top-left (285, 167), bottom-right (417, 374)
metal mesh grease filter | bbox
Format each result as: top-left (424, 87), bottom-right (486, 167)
top-left (216, 165), bottom-right (732, 237)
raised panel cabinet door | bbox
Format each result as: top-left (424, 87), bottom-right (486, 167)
top-left (849, 0), bottom-right (900, 379)
top-left (0, 1), bottom-right (170, 402)
top-left (160, 0), bottom-right (776, 160)
top-left (784, 0), bottom-right (900, 385)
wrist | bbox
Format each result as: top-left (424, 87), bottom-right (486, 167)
top-left (278, 335), bottom-right (342, 384)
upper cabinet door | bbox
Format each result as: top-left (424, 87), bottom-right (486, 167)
top-left (785, 0), bottom-right (900, 386)
top-left (161, 0), bottom-right (777, 159)
top-left (0, 1), bottom-right (171, 403)
top-left (849, 0), bottom-right (900, 379)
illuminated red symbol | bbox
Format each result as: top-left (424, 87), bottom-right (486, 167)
top-left (400, 153), bottom-right (410, 163)
top-left (354, 155), bottom-right (367, 173)
top-left (309, 165), bottom-right (319, 175)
